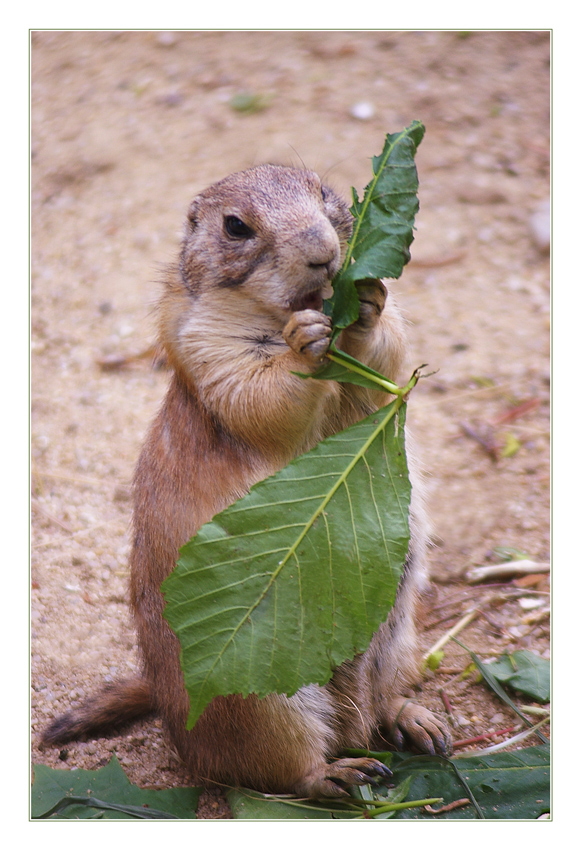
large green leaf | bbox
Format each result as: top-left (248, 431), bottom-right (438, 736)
top-left (324, 121), bottom-right (425, 332)
top-left (389, 745), bottom-right (550, 820)
top-left (162, 400), bottom-right (410, 729)
top-left (31, 756), bottom-right (200, 819)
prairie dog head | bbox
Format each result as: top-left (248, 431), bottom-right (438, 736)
top-left (178, 165), bottom-right (352, 321)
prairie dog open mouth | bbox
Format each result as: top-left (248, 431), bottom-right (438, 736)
top-left (290, 282), bottom-right (334, 313)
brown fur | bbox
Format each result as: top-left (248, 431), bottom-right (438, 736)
top-left (43, 165), bottom-right (451, 797)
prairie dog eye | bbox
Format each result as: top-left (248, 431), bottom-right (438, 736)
top-left (224, 215), bottom-right (254, 239)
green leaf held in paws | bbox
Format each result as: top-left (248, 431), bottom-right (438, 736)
top-left (162, 401), bottom-right (411, 729)
top-left (324, 120), bottom-right (425, 334)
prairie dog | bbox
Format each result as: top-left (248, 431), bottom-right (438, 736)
top-left (43, 164), bottom-right (451, 798)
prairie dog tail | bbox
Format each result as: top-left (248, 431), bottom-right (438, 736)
top-left (42, 677), bottom-right (154, 745)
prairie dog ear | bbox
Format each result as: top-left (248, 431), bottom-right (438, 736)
top-left (186, 196), bottom-right (202, 232)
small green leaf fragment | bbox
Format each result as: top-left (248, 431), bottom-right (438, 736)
top-left (485, 651), bottom-right (550, 703)
top-left (426, 650), bottom-right (445, 671)
top-left (501, 432), bottom-right (521, 457)
top-left (229, 91), bottom-right (272, 113)
top-left (493, 546), bottom-right (531, 562)
top-left (453, 639), bottom-right (549, 742)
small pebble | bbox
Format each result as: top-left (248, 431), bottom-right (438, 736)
top-left (133, 232), bottom-right (151, 250)
top-left (529, 199), bottom-right (550, 252)
top-left (156, 32), bottom-right (177, 48)
top-left (518, 596), bottom-right (544, 610)
top-left (350, 101), bottom-right (375, 121)
top-left (158, 91), bottom-right (184, 107)
top-left (458, 185), bottom-right (507, 205)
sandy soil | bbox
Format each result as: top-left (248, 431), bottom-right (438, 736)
top-left (30, 30), bottom-right (550, 818)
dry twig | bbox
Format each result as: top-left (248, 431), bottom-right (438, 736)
top-left (423, 607), bottom-right (481, 661)
top-left (465, 560), bottom-right (550, 584)
top-left (424, 798), bottom-right (471, 814)
top-left (459, 421), bottom-right (499, 461)
top-left (490, 398), bottom-right (540, 426)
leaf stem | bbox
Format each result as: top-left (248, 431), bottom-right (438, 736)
top-left (326, 346), bottom-right (423, 397)
top-left (326, 351), bottom-right (401, 395)
top-left (453, 717), bottom-right (550, 758)
top-left (352, 797), bottom-right (443, 819)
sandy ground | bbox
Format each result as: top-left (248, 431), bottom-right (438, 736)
top-left (30, 30), bottom-right (550, 818)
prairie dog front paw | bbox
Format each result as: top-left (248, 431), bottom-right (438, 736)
top-left (351, 279), bottom-right (387, 331)
top-left (283, 309), bottom-right (332, 368)
top-left (383, 697), bottom-right (453, 757)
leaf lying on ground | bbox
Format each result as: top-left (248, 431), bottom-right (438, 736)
top-left (388, 745), bottom-right (550, 820)
top-left (227, 746), bottom-right (549, 820)
top-left (31, 756), bottom-right (200, 819)
top-left (453, 639), bottom-right (549, 743)
top-left (32, 745), bottom-right (550, 821)
top-left (163, 401), bottom-right (411, 729)
top-left (485, 650), bottom-right (550, 703)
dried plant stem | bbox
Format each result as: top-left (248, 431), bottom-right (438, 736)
top-left (423, 608), bottom-right (480, 662)
top-left (466, 560), bottom-right (550, 584)
top-left (454, 717), bottom-right (550, 757)
top-left (453, 727), bottom-right (518, 749)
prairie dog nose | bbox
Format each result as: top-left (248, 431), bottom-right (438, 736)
top-left (301, 222), bottom-right (340, 273)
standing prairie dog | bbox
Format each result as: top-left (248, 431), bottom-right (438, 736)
top-left (43, 164), bottom-right (451, 798)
